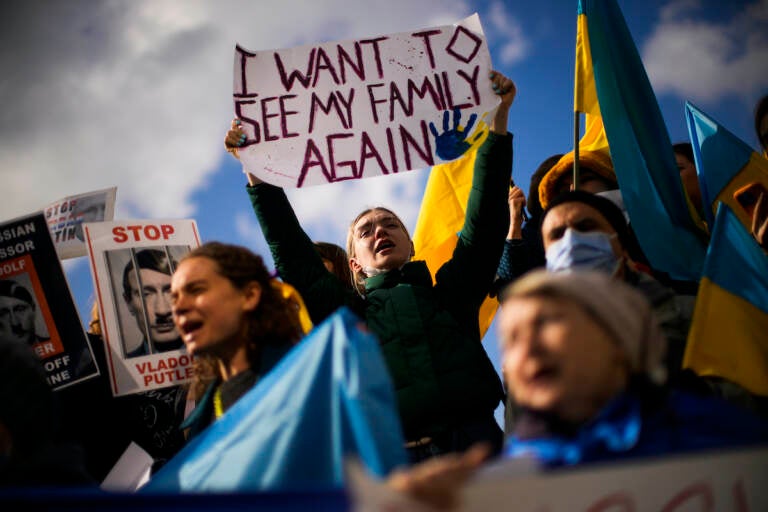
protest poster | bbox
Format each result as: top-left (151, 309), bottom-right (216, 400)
top-left (0, 212), bottom-right (98, 389)
top-left (348, 446), bottom-right (768, 511)
top-left (44, 186), bottom-right (117, 259)
top-left (85, 219), bottom-right (200, 396)
top-left (234, 13), bottom-right (498, 187)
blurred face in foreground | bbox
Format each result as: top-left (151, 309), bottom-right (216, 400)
top-left (499, 294), bottom-right (629, 425)
top-left (171, 256), bottom-right (260, 358)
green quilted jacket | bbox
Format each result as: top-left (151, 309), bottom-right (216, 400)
top-left (248, 132), bottom-right (512, 439)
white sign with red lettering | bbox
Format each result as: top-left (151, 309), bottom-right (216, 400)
top-left (348, 446), bottom-right (768, 511)
top-left (85, 219), bottom-right (201, 396)
top-left (235, 13), bottom-right (498, 188)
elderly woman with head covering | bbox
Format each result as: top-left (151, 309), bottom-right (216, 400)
top-left (497, 271), bottom-right (767, 466)
top-left (389, 271), bottom-right (768, 507)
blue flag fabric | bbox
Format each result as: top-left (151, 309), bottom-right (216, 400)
top-left (580, 0), bottom-right (708, 280)
top-left (705, 206), bottom-right (768, 309)
top-left (684, 205), bottom-right (768, 395)
top-left (685, 102), bottom-right (768, 229)
top-left (144, 307), bottom-right (406, 493)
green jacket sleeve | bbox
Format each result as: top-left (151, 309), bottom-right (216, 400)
top-left (247, 183), bottom-right (358, 323)
top-left (433, 132), bottom-right (513, 316)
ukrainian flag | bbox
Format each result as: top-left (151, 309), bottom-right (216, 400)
top-left (145, 308), bottom-right (406, 492)
top-left (574, 0), bottom-right (608, 155)
top-left (684, 205), bottom-right (768, 396)
top-left (575, 0), bottom-right (707, 280)
top-left (686, 102), bottom-right (768, 232)
top-left (412, 135), bottom-right (499, 338)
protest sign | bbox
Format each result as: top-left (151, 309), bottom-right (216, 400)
top-left (0, 212), bottom-right (98, 389)
top-left (44, 186), bottom-right (117, 259)
top-left (234, 13), bottom-right (498, 187)
top-left (85, 219), bottom-right (200, 396)
top-left (348, 446), bottom-right (768, 511)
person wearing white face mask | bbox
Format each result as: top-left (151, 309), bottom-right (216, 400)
top-left (544, 228), bottom-right (622, 276)
top-left (498, 189), bottom-right (680, 433)
top-left (539, 191), bottom-right (691, 384)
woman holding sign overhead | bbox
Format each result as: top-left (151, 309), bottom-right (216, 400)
top-left (226, 71), bottom-right (516, 462)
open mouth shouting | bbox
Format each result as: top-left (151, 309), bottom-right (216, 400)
top-left (375, 239), bottom-right (395, 254)
top-left (177, 318), bottom-right (204, 347)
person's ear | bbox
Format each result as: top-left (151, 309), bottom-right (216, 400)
top-left (241, 282), bottom-right (262, 312)
top-left (409, 241), bottom-right (415, 259)
top-left (349, 257), bottom-right (363, 274)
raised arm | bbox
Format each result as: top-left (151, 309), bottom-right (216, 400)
top-left (434, 71), bottom-right (515, 312)
top-left (224, 120), bottom-right (356, 323)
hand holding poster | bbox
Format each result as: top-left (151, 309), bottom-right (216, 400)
top-left (85, 220), bottom-right (200, 396)
top-left (0, 212), bottom-right (98, 389)
top-left (234, 13), bottom-right (498, 187)
top-left (43, 186), bottom-right (117, 259)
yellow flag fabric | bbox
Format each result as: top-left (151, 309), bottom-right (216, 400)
top-left (683, 204), bottom-right (768, 397)
top-left (574, 12), bottom-right (609, 154)
top-left (713, 152), bottom-right (768, 234)
top-left (684, 277), bottom-right (768, 395)
top-left (413, 151), bottom-right (477, 260)
top-left (412, 149), bottom-right (499, 338)
top-left (272, 280), bottom-right (313, 335)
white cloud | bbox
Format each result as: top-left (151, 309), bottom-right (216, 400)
top-left (643, 0), bottom-right (768, 103)
top-left (485, 1), bottom-right (529, 66)
top-left (0, 0), bottom-right (470, 224)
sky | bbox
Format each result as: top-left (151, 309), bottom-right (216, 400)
top-left (2, 0), bottom-right (767, 423)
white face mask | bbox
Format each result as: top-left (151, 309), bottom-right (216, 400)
top-left (545, 228), bottom-right (621, 276)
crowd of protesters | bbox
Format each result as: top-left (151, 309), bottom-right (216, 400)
top-left (1, 54), bottom-right (767, 512)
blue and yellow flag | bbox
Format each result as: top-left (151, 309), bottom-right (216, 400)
top-left (684, 205), bottom-right (768, 396)
top-left (686, 102), bottom-right (768, 232)
top-left (576, 0), bottom-right (707, 280)
top-left (145, 307), bottom-right (406, 492)
top-left (574, 1), bottom-right (608, 155)
top-left (412, 138), bottom-right (499, 338)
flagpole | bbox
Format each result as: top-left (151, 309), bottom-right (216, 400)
top-left (574, 111), bottom-right (581, 191)
top-left (573, 23), bottom-right (581, 192)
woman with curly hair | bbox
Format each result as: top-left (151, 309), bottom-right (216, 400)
top-left (171, 242), bottom-right (304, 438)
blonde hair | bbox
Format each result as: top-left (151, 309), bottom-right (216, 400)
top-left (345, 207), bottom-right (411, 295)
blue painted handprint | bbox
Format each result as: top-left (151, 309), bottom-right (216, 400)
top-left (429, 107), bottom-right (487, 161)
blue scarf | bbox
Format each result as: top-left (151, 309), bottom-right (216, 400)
top-left (505, 391), bottom-right (642, 467)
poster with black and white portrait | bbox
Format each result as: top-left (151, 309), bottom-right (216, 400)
top-left (0, 212), bottom-right (98, 389)
top-left (85, 219), bottom-right (200, 396)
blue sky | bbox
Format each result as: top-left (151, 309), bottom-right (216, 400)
top-left (2, 0), bottom-right (767, 422)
